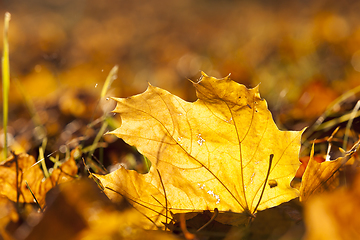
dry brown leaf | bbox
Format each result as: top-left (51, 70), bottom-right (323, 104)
top-left (95, 73), bottom-right (303, 228)
top-left (304, 170), bottom-right (360, 240)
top-left (0, 151), bottom-right (78, 208)
top-left (300, 140), bottom-right (360, 202)
top-left (0, 153), bottom-right (45, 205)
top-left (295, 155), bottom-right (325, 179)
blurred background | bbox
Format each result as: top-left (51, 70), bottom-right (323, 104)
top-left (1, 0), bottom-right (360, 163)
top-left (2, 2), bottom-right (360, 239)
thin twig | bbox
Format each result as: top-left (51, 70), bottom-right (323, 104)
top-left (196, 208), bottom-right (219, 232)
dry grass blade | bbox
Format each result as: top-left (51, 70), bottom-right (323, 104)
top-left (343, 100), bottom-right (360, 150)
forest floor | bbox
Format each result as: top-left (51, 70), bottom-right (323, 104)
top-left (1, 0), bottom-right (360, 239)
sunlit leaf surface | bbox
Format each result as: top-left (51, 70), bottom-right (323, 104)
top-left (94, 73), bottom-right (303, 228)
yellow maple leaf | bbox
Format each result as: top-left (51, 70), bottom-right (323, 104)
top-left (94, 73), bottom-right (303, 228)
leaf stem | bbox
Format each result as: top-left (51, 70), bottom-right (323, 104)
top-left (252, 154), bottom-right (273, 214)
top-left (196, 208), bottom-right (219, 232)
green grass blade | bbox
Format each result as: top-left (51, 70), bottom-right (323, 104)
top-left (39, 138), bottom-right (50, 178)
top-left (87, 121), bottom-right (108, 161)
top-left (85, 66), bottom-right (118, 167)
top-left (303, 85), bottom-right (360, 140)
top-left (101, 65), bottom-right (118, 99)
top-left (2, 12), bottom-right (11, 160)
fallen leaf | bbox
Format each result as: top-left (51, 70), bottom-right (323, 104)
top-left (295, 155), bottom-right (325, 179)
top-left (23, 179), bottom-right (178, 240)
top-left (0, 151), bottom-right (78, 208)
top-left (300, 140), bottom-right (360, 202)
top-left (0, 153), bottom-right (45, 205)
top-left (304, 170), bottom-right (360, 240)
top-left (95, 73), bottom-right (303, 228)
